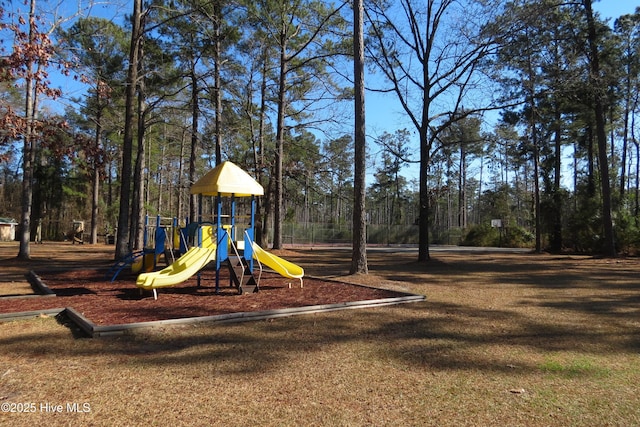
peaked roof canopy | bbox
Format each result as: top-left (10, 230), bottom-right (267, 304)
top-left (190, 161), bottom-right (264, 197)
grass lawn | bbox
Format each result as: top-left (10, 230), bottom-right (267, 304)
top-left (1, 242), bottom-right (639, 426)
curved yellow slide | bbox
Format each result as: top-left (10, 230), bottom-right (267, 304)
top-left (136, 239), bottom-right (216, 291)
top-left (252, 243), bottom-right (304, 287)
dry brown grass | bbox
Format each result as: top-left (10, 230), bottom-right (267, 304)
top-left (0, 242), bottom-right (639, 426)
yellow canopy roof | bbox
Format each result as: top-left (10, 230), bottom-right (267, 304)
top-left (190, 161), bottom-right (264, 197)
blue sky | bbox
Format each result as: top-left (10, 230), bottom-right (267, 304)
top-left (20, 1), bottom-right (640, 186)
top-left (44, 1), bottom-right (640, 127)
top-left (594, 1), bottom-right (639, 23)
top-left (371, 1), bottom-right (640, 184)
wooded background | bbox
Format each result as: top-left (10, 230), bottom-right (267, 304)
top-left (1, 0), bottom-right (638, 260)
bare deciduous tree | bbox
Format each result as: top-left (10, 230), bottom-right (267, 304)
top-left (366, 0), bottom-right (499, 261)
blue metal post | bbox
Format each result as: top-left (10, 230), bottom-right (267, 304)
top-left (231, 194), bottom-right (236, 242)
top-left (143, 215), bottom-right (149, 248)
top-left (248, 195), bottom-right (256, 272)
top-left (215, 194), bottom-right (223, 293)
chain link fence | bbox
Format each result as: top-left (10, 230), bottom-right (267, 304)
top-left (281, 223), bottom-right (431, 246)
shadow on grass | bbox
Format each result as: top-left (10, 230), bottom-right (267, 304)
top-left (1, 296), bottom-right (637, 379)
top-left (1, 248), bottom-right (639, 378)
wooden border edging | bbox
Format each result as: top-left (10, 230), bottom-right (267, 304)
top-left (0, 295), bottom-right (425, 337)
top-left (3, 272), bottom-right (426, 338)
top-left (27, 270), bottom-right (56, 296)
top-left (69, 294), bottom-right (426, 337)
top-left (64, 307), bottom-right (96, 337)
top-left (0, 308), bottom-right (64, 322)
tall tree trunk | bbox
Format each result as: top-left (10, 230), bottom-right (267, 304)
top-left (635, 139), bottom-right (639, 222)
top-left (633, 110), bottom-right (639, 221)
top-left (586, 127), bottom-right (596, 197)
top-left (115, 0), bottom-right (142, 259)
top-left (584, 0), bottom-right (616, 257)
top-left (178, 129), bottom-right (186, 221)
top-left (273, 36), bottom-right (287, 250)
top-left (458, 143), bottom-right (467, 228)
top-left (620, 63), bottom-right (631, 198)
top-left (418, 129), bottom-right (430, 262)
top-left (188, 63), bottom-right (199, 223)
top-left (18, 0), bottom-right (38, 260)
top-left (524, 34), bottom-right (542, 254)
top-left (90, 117), bottom-right (102, 244)
top-left (417, 2), bottom-right (433, 263)
top-left (261, 175), bottom-right (274, 248)
top-left (130, 82), bottom-right (146, 251)
top-left (533, 122), bottom-right (541, 253)
top-left (351, 0), bottom-right (368, 274)
top-left (550, 108), bottom-right (562, 253)
top-left (255, 46), bottom-right (270, 247)
top-left (213, 2), bottom-right (222, 165)
top-left (157, 144), bottom-right (165, 213)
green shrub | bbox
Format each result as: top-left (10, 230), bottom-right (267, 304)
top-left (503, 226), bottom-right (534, 248)
top-left (461, 224), bottom-right (499, 247)
top-left (613, 209), bottom-right (640, 255)
top-left (461, 224), bottom-right (533, 248)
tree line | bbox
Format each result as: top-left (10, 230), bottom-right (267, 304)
top-left (1, 0), bottom-right (638, 264)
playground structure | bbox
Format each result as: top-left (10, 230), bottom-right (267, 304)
top-left (133, 161), bottom-right (304, 299)
top-left (107, 215), bottom-right (182, 282)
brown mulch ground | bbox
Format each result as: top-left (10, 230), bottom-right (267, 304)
top-left (0, 252), bottom-right (408, 326)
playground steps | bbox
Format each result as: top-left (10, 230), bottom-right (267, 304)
top-left (226, 256), bottom-right (258, 294)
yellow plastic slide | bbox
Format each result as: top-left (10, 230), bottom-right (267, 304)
top-left (136, 239), bottom-right (216, 292)
top-left (252, 243), bottom-right (304, 287)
